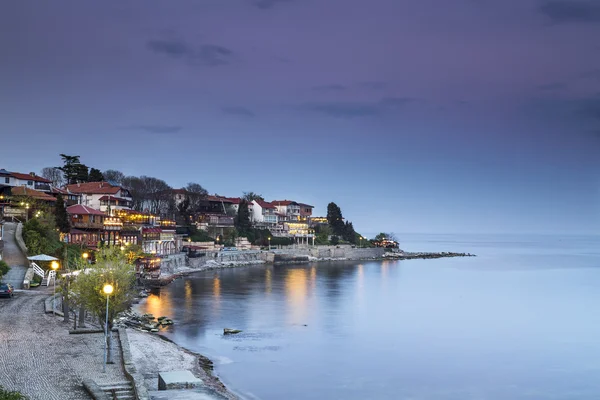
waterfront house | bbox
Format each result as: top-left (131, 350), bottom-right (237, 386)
top-left (66, 204), bottom-right (106, 248)
top-left (65, 181), bottom-right (133, 216)
top-left (251, 200), bottom-right (278, 227)
top-left (272, 200), bottom-right (313, 222)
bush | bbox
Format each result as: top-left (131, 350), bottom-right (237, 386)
top-left (0, 386), bottom-right (28, 400)
top-left (0, 261), bottom-right (9, 276)
top-left (330, 236), bottom-right (340, 245)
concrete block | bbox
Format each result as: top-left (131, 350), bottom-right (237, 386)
top-left (158, 370), bottom-right (203, 391)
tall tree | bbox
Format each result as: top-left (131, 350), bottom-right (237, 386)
top-left (55, 194), bottom-right (70, 233)
top-left (177, 196), bottom-right (191, 226)
top-left (75, 164), bottom-right (89, 183)
top-left (103, 169), bottom-right (125, 185)
top-left (58, 154), bottom-right (83, 184)
top-left (235, 200), bottom-right (252, 235)
top-left (88, 168), bottom-right (104, 182)
top-left (242, 192), bottom-right (264, 202)
top-left (185, 182), bottom-right (208, 211)
top-left (121, 176), bottom-right (146, 211)
top-left (326, 202), bottom-right (345, 236)
top-left (342, 221), bottom-right (357, 244)
top-left (40, 167), bottom-right (65, 187)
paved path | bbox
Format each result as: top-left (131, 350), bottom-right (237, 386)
top-left (0, 290), bottom-right (130, 400)
top-left (1, 222), bottom-right (28, 289)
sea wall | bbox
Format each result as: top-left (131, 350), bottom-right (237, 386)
top-left (184, 247), bottom-right (385, 268)
top-left (159, 254), bottom-right (187, 275)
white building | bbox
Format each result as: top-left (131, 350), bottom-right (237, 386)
top-left (0, 169), bottom-right (52, 192)
top-left (65, 181), bottom-right (133, 216)
top-left (251, 200), bottom-right (278, 226)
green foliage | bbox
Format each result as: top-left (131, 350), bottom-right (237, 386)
top-left (314, 224), bottom-right (331, 245)
top-left (70, 247), bottom-right (136, 330)
top-left (222, 228), bottom-right (238, 247)
top-left (88, 168), bottom-right (104, 182)
top-left (189, 230), bottom-right (213, 242)
top-left (242, 192), bottom-right (264, 202)
top-left (330, 235), bottom-right (340, 245)
top-left (0, 260), bottom-right (10, 277)
top-left (58, 154), bottom-right (89, 184)
top-left (326, 202), bottom-right (345, 236)
top-left (342, 221), bottom-right (357, 244)
top-left (22, 216), bottom-right (61, 256)
top-left (269, 236), bottom-right (294, 246)
top-left (373, 232), bottom-right (397, 242)
top-left (54, 194), bottom-right (70, 234)
top-left (234, 200), bottom-right (252, 235)
top-left (0, 386), bottom-right (28, 400)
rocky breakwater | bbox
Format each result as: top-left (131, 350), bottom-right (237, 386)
top-left (384, 251), bottom-right (475, 260)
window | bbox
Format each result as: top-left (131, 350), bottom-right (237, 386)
top-left (4, 177), bottom-right (9, 184)
top-left (27, 180), bottom-right (33, 186)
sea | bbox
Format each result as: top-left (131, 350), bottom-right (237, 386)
top-left (136, 233), bottom-right (600, 400)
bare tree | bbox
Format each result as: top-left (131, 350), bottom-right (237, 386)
top-left (185, 182), bottom-right (208, 211)
top-left (41, 167), bottom-right (65, 187)
top-left (103, 169), bottom-right (125, 185)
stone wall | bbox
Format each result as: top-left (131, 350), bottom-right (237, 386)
top-left (159, 254), bottom-right (187, 275)
top-left (15, 222), bottom-right (28, 255)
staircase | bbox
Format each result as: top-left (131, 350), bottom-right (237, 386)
top-left (98, 381), bottom-right (136, 400)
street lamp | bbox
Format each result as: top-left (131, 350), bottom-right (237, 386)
top-left (359, 236), bottom-right (363, 248)
top-left (102, 283), bottom-right (114, 373)
top-left (268, 237), bottom-right (271, 250)
top-left (50, 261), bottom-right (59, 315)
top-left (82, 252), bottom-right (89, 263)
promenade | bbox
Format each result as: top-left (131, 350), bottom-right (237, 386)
top-left (0, 289), bottom-right (128, 400)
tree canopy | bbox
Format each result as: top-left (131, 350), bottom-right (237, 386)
top-left (103, 169), bottom-right (125, 185)
top-left (88, 168), bottom-right (104, 182)
top-left (235, 200), bottom-right (252, 235)
top-left (54, 194), bottom-right (70, 234)
top-left (242, 192), bottom-right (264, 202)
top-left (327, 202), bottom-right (345, 236)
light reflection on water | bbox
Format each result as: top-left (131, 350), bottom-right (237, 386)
top-left (136, 235), bottom-right (600, 400)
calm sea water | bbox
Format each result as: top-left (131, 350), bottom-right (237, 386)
top-left (137, 234), bottom-right (600, 400)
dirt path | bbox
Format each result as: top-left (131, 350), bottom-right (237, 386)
top-left (0, 290), bottom-right (128, 400)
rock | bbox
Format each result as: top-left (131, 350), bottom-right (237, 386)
top-left (223, 328), bottom-right (242, 335)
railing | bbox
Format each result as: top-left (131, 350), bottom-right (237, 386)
top-left (72, 221), bottom-right (104, 229)
top-left (34, 183), bottom-right (51, 191)
top-left (31, 262), bottom-right (45, 278)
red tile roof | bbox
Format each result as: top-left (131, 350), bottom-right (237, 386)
top-left (272, 200), bottom-right (296, 206)
top-left (298, 203), bottom-right (314, 208)
top-left (10, 186), bottom-right (57, 201)
top-left (66, 204), bottom-right (106, 216)
top-left (255, 200), bottom-right (276, 209)
top-left (9, 172), bottom-right (52, 183)
top-left (65, 182), bottom-right (122, 194)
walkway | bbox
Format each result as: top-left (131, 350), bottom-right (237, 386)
top-left (0, 290), bottom-right (130, 400)
top-left (1, 222), bottom-right (28, 289)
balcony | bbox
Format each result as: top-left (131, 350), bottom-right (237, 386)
top-left (71, 221), bottom-right (104, 230)
top-left (208, 215), bottom-right (234, 227)
top-left (34, 183), bottom-right (51, 192)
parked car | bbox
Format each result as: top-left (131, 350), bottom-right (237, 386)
top-left (0, 283), bottom-right (14, 298)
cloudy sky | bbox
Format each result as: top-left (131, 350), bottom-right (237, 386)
top-left (1, 0), bottom-right (599, 235)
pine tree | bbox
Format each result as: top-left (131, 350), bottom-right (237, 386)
top-left (55, 194), bottom-right (71, 233)
top-left (326, 202), bottom-right (345, 236)
top-left (235, 200), bottom-right (252, 235)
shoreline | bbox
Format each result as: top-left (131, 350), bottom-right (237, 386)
top-left (147, 250), bottom-right (476, 287)
top-left (129, 250), bottom-right (475, 398)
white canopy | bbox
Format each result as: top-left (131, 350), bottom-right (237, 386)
top-left (27, 254), bottom-right (59, 261)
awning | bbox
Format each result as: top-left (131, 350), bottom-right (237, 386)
top-left (27, 254), bottom-right (59, 261)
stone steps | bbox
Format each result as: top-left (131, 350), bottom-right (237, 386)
top-left (98, 381), bottom-right (135, 400)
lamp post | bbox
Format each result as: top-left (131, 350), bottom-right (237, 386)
top-left (50, 261), bottom-right (59, 315)
top-left (360, 236), bottom-right (363, 248)
top-left (82, 252), bottom-right (89, 263)
top-left (268, 236), bottom-right (271, 250)
top-left (102, 283), bottom-right (114, 373)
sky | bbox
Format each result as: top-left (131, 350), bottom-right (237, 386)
top-left (1, 0), bottom-right (599, 235)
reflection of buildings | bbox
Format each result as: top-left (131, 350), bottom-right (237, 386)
top-left (285, 268), bottom-right (309, 324)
